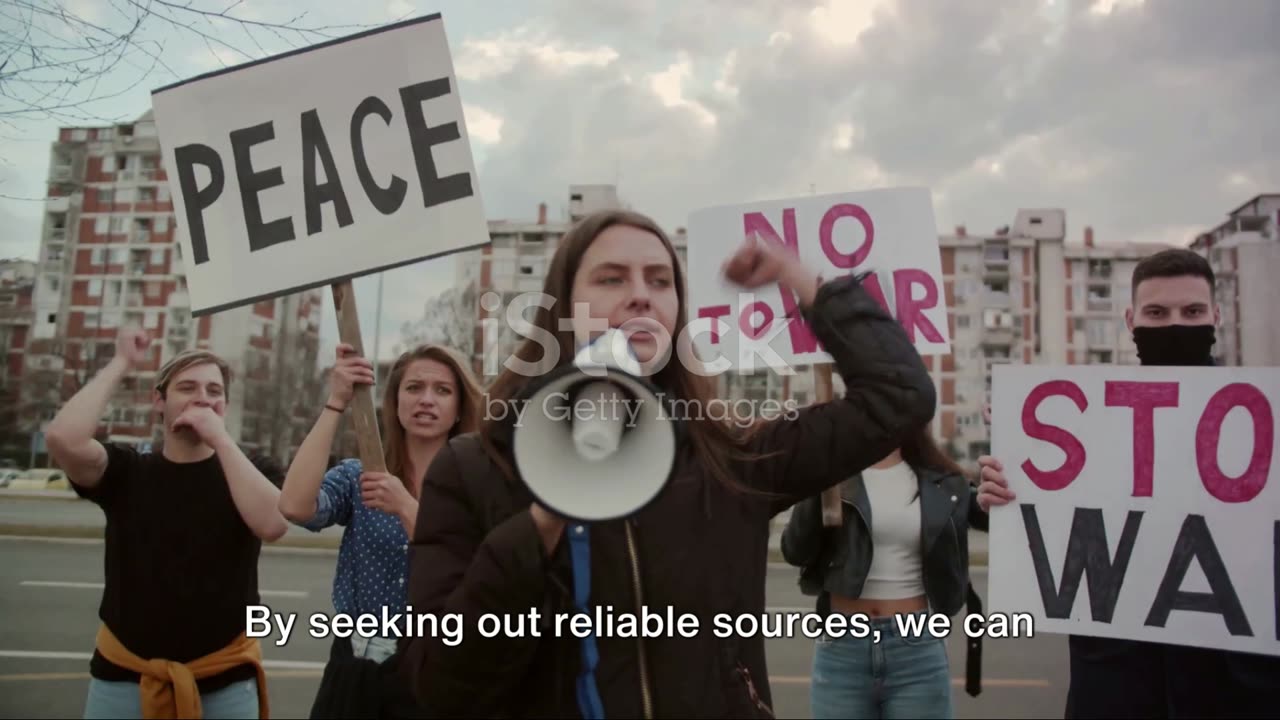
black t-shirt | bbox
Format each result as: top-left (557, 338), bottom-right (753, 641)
top-left (72, 441), bottom-right (284, 693)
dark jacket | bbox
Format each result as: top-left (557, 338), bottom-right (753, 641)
top-left (780, 464), bottom-right (989, 696)
top-left (780, 464), bottom-right (987, 616)
top-left (400, 273), bottom-right (937, 718)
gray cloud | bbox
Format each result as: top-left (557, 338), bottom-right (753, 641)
top-left (468, 0), bottom-right (1278, 249)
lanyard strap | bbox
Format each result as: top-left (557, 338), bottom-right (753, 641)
top-left (569, 523), bottom-right (606, 719)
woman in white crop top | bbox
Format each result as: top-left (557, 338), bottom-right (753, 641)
top-left (781, 424), bottom-right (990, 719)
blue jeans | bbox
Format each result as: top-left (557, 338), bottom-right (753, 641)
top-left (84, 677), bottom-right (259, 719)
top-left (810, 613), bottom-right (953, 719)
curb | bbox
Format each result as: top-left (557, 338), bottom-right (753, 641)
top-left (0, 523), bottom-right (344, 551)
top-left (0, 490), bottom-right (81, 502)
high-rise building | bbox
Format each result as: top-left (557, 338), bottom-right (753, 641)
top-left (0, 260), bottom-right (38, 462)
top-left (19, 111), bottom-right (326, 465)
top-left (1189, 193), bottom-right (1280, 367)
top-left (931, 211), bottom-right (1175, 459)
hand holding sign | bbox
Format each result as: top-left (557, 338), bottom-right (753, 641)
top-left (976, 455), bottom-right (1015, 511)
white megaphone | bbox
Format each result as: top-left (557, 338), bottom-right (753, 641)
top-left (511, 328), bottom-right (679, 523)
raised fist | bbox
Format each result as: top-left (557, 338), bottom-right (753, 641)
top-left (116, 326), bottom-right (151, 367)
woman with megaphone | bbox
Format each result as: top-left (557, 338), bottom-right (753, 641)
top-left (279, 342), bottom-right (483, 718)
top-left (400, 209), bottom-right (937, 719)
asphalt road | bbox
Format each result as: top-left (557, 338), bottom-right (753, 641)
top-left (0, 536), bottom-right (1066, 719)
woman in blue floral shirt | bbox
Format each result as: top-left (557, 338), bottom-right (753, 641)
top-left (280, 341), bottom-right (483, 718)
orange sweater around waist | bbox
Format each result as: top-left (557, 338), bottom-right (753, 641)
top-left (94, 623), bottom-right (269, 719)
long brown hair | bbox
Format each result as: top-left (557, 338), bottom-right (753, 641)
top-left (900, 423), bottom-right (969, 480)
top-left (479, 209), bottom-right (759, 493)
top-left (382, 344), bottom-right (483, 490)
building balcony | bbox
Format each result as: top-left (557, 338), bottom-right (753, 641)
top-left (983, 291), bottom-right (1012, 307)
top-left (0, 305), bottom-right (32, 323)
top-left (980, 326), bottom-right (1015, 346)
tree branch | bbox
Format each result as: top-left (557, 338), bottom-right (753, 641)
top-left (0, 0), bottom-right (386, 128)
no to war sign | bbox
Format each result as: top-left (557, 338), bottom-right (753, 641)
top-left (150, 14), bottom-right (490, 316)
top-left (685, 187), bottom-right (950, 371)
top-left (988, 364), bottom-right (1280, 657)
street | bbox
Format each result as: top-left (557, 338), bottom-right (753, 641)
top-left (0, 536), bottom-right (1068, 718)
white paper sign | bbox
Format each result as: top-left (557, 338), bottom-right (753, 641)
top-left (150, 14), bottom-right (489, 316)
top-left (988, 363), bottom-right (1280, 657)
top-left (685, 187), bottom-right (949, 372)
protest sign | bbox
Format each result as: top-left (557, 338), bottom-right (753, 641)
top-left (987, 363), bottom-right (1279, 657)
top-left (685, 187), bottom-right (949, 373)
top-left (149, 13), bottom-right (490, 473)
top-left (150, 13), bottom-right (489, 317)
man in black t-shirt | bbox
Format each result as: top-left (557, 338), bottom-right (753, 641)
top-left (46, 325), bottom-right (289, 719)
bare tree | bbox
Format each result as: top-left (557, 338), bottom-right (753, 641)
top-left (0, 0), bottom-right (394, 130)
top-left (399, 282), bottom-right (478, 360)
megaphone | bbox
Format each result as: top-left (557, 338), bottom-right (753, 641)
top-left (511, 328), bottom-right (679, 523)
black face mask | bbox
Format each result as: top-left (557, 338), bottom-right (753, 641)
top-left (1132, 324), bottom-right (1217, 366)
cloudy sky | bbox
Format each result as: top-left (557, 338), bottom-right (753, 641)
top-left (2, 0), bottom-right (1277, 363)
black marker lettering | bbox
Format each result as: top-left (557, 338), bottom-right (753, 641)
top-left (350, 97), bottom-right (407, 215)
top-left (172, 143), bottom-right (224, 265)
top-left (398, 78), bottom-right (473, 208)
top-left (229, 121), bottom-right (295, 252)
top-left (300, 109), bottom-right (354, 235)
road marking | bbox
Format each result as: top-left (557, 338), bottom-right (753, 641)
top-left (18, 581), bottom-right (308, 598)
top-left (0, 650), bottom-right (325, 670)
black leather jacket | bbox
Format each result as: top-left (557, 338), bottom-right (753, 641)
top-left (781, 462), bottom-right (990, 695)
top-left (782, 463), bottom-right (987, 612)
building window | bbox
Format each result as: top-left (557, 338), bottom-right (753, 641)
top-left (1086, 319), bottom-right (1113, 346)
top-left (88, 278), bottom-right (103, 297)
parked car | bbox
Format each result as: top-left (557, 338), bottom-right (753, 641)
top-left (0, 469), bottom-right (21, 488)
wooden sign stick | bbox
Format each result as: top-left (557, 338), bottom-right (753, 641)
top-left (814, 363), bottom-right (842, 527)
top-left (331, 279), bottom-right (387, 474)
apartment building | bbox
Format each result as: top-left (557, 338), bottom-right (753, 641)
top-left (0, 260), bottom-right (38, 462)
top-left (19, 111), bottom-right (326, 466)
top-left (1190, 193), bottom-right (1280, 367)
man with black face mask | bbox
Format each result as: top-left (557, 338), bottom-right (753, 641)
top-left (974, 248), bottom-right (1279, 718)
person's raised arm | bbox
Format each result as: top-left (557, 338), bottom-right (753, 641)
top-left (46, 326), bottom-right (151, 489)
top-left (722, 237), bottom-right (937, 512)
top-left (279, 343), bottom-right (372, 525)
top-left (401, 436), bottom-right (563, 715)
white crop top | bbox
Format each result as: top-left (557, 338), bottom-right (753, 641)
top-left (859, 461), bottom-right (926, 600)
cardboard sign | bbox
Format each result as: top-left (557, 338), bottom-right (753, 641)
top-left (150, 14), bottom-right (490, 316)
top-left (685, 187), bottom-right (949, 372)
top-left (988, 364), bottom-right (1279, 657)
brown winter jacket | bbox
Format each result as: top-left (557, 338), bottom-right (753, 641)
top-left (401, 273), bottom-right (938, 718)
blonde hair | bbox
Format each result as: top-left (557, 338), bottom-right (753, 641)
top-left (155, 350), bottom-right (232, 400)
top-left (381, 344), bottom-right (483, 489)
